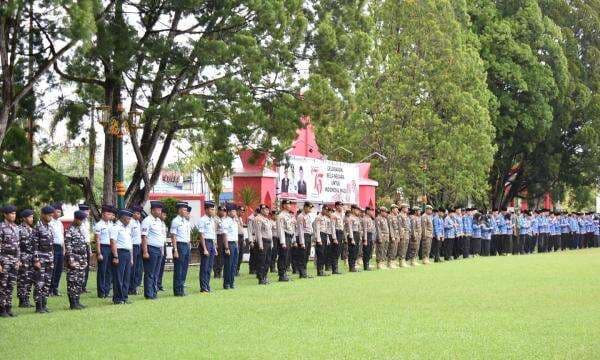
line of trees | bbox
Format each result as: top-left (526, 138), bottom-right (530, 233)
top-left (1, 1), bottom-right (599, 213)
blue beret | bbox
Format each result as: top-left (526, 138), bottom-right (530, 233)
top-left (78, 204), bottom-right (90, 211)
top-left (20, 209), bottom-right (34, 218)
top-left (226, 203), bottom-right (237, 212)
top-left (119, 209), bottom-right (134, 217)
top-left (2, 205), bottom-right (17, 213)
top-left (150, 201), bottom-right (164, 209)
top-left (176, 202), bottom-right (188, 209)
top-left (101, 205), bottom-right (113, 214)
top-left (51, 202), bottom-right (63, 211)
top-left (41, 206), bottom-right (55, 215)
top-left (204, 201), bottom-right (215, 209)
top-left (74, 211), bottom-right (87, 220)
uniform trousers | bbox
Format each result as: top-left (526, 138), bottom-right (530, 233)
top-left (51, 244), bottom-right (64, 294)
top-left (362, 232), bottom-right (374, 270)
top-left (444, 237), bottom-right (455, 260)
top-left (97, 244), bottom-right (113, 297)
top-left (112, 249), bottom-right (131, 304)
top-left (256, 239), bottom-right (272, 283)
top-left (199, 239), bottom-right (215, 292)
top-left (236, 234), bottom-right (244, 274)
top-left (0, 254), bottom-right (18, 307)
top-left (17, 253), bottom-right (34, 299)
top-left (33, 252), bottom-right (53, 303)
top-left (560, 233), bottom-right (570, 250)
top-left (462, 236), bottom-right (471, 258)
top-left (278, 234), bottom-right (293, 279)
top-left (347, 232), bottom-right (360, 270)
top-left (315, 232), bottom-right (329, 273)
top-left (270, 237), bottom-right (278, 272)
top-left (173, 242), bottom-right (190, 295)
top-left (470, 237), bottom-right (481, 256)
top-left (481, 238), bottom-right (491, 256)
top-left (143, 245), bottom-right (163, 299)
top-left (222, 241), bottom-right (238, 289)
top-left (129, 244), bottom-right (143, 294)
top-left (432, 236), bottom-right (443, 261)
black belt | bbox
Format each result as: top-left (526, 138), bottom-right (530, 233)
top-left (38, 245), bottom-right (52, 252)
top-left (1, 249), bottom-right (18, 256)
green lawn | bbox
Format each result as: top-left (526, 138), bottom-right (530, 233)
top-left (2, 249), bottom-right (600, 359)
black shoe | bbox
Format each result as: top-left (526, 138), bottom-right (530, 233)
top-left (332, 270), bottom-right (342, 275)
top-left (76, 296), bottom-right (86, 309)
top-left (278, 276), bottom-right (290, 282)
top-left (69, 296), bottom-right (78, 310)
top-left (114, 301), bottom-right (124, 305)
top-left (18, 298), bottom-right (27, 308)
top-left (35, 302), bottom-right (45, 314)
top-left (0, 306), bottom-right (8, 318)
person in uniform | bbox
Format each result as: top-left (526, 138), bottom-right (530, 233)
top-left (49, 203), bottom-right (64, 296)
top-left (313, 206), bottom-right (333, 276)
top-left (461, 208), bottom-right (473, 259)
top-left (387, 205), bottom-right (401, 269)
top-left (247, 209), bottom-right (257, 275)
top-left (157, 211), bottom-right (169, 291)
top-left (128, 206), bottom-right (143, 295)
top-left (275, 199), bottom-right (294, 281)
top-left (196, 201), bottom-right (218, 292)
top-left (481, 212), bottom-right (492, 256)
top-left (559, 212), bottom-right (571, 251)
top-left (17, 209), bottom-right (35, 308)
top-left (432, 208), bottom-right (445, 262)
top-left (95, 205), bottom-right (116, 298)
top-left (330, 201), bottom-right (345, 272)
top-left (220, 204), bottom-right (239, 289)
top-left (32, 206), bottom-right (56, 313)
top-left (518, 211), bottom-right (530, 255)
top-left (141, 201), bottom-right (166, 299)
top-left (407, 207), bottom-right (422, 266)
top-left (234, 206), bottom-right (246, 276)
top-left (421, 205), bottom-right (434, 264)
top-left (253, 204), bottom-right (273, 285)
top-left (375, 206), bottom-right (390, 270)
top-left (170, 202), bottom-right (191, 296)
top-left (296, 202), bottom-right (314, 278)
top-left (345, 205), bottom-right (362, 272)
top-left (110, 209), bottom-right (134, 304)
top-left (64, 210), bottom-right (89, 310)
top-left (471, 212), bottom-right (482, 256)
top-left (76, 204), bottom-right (92, 294)
top-left (395, 204), bottom-right (410, 268)
top-left (443, 208), bottom-right (456, 261)
top-left (213, 206), bottom-right (227, 279)
top-left (362, 206), bottom-right (376, 270)
top-left (269, 210), bottom-right (278, 273)
top-left (489, 209), bottom-right (499, 256)
top-left (0, 205), bottom-right (20, 317)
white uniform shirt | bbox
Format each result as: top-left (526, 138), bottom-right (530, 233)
top-left (197, 215), bottom-right (217, 240)
top-left (141, 215), bottom-right (167, 248)
top-left (50, 218), bottom-right (64, 245)
top-left (82, 219), bottom-right (91, 244)
top-left (110, 221), bottom-right (133, 250)
top-left (129, 219), bottom-right (142, 245)
top-left (170, 215), bottom-right (191, 243)
top-left (94, 219), bottom-right (113, 245)
top-left (219, 217), bottom-right (238, 242)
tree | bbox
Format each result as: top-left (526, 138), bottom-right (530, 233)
top-left (468, 0), bottom-right (583, 208)
top-left (305, 0), bottom-right (496, 207)
top-left (0, 0), bottom-right (100, 148)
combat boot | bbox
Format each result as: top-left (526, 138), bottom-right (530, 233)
top-left (18, 297), bottom-right (28, 308)
top-left (0, 306), bottom-right (8, 318)
top-left (35, 302), bottom-right (44, 314)
top-left (5, 306), bottom-right (16, 317)
top-left (76, 296), bottom-right (85, 309)
top-left (68, 296), bottom-right (77, 310)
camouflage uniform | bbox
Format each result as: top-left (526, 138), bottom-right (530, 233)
top-left (375, 215), bottom-right (390, 268)
top-left (408, 215), bottom-right (422, 265)
top-left (17, 223), bottom-right (34, 304)
top-left (387, 213), bottom-right (401, 268)
top-left (32, 221), bottom-right (54, 307)
top-left (65, 225), bottom-right (88, 299)
top-left (421, 213), bottom-right (434, 264)
top-left (0, 221), bottom-right (20, 311)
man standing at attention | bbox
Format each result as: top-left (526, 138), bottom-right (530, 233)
top-left (197, 201), bottom-right (218, 293)
top-left (171, 202), bottom-right (191, 296)
top-left (141, 201), bottom-right (166, 299)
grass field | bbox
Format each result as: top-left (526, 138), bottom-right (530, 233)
top-left (2, 249), bottom-right (600, 359)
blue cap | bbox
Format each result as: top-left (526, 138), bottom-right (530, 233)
top-left (78, 204), bottom-right (90, 211)
top-left (41, 206), bottom-right (55, 215)
top-left (132, 205), bottom-right (144, 213)
top-left (204, 201), bottom-right (215, 209)
top-left (74, 211), bottom-right (87, 220)
top-left (176, 202), bottom-right (188, 209)
top-left (119, 209), bottom-right (134, 217)
top-left (226, 203), bottom-right (237, 212)
top-left (2, 205), bottom-right (17, 213)
top-left (150, 201), bottom-right (164, 209)
top-left (20, 209), bottom-right (34, 218)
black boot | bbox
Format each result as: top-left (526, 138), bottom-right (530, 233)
top-left (5, 305), bottom-right (16, 317)
top-left (23, 297), bottom-right (33, 308)
top-left (69, 296), bottom-right (77, 310)
top-left (35, 302), bottom-right (44, 314)
top-left (0, 306), bottom-right (8, 318)
top-left (76, 296), bottom-right (85, 309)
top-left (278, 274), bottom-right (290, 282)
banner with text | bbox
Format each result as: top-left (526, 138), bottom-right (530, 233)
top-left (277, 156), bottom-right (359, 204)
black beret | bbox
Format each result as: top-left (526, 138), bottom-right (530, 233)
top-left (176, 202), bottom-right (189, 209)
top-left (150, 201), bottom-right (164, 209)
top-left (74, 210), bottom-right (87, 220)
top-left (2, 205), bottom-right (17, 213)
top-left (118, 209), bottom-right (133, 217)
top-left (20, 209), bottom-right (34, 218)
top-left (204, 201), bottom-right (215, 209)
top-left (78, 204), bottom-right (90, 211)
top-left (41, 206), bottom-right (55, 215)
